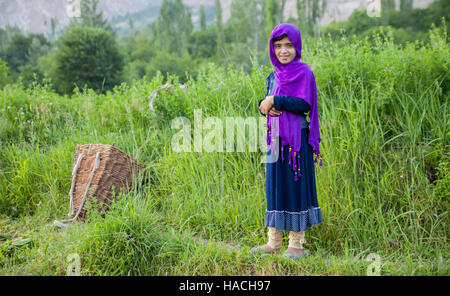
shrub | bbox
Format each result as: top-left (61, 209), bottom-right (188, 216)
top-left (51, 26), bottom-right (124, 94)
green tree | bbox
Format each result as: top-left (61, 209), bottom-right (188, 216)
top-left (128, 16), bottom-right (134, 34)
top-left (184, 7), bottom-right (193, 52)
top-left (18, 34), bottom-right (51, 87)
top-left (226, 0), bottom-right (266, 69)
top-left (155, 0), bottom-right (193, 56)
top-left (51, 26), bottom-right (123, 94)
top-left (200, 5), bottom-right (207, 31)
top-left (296, 0), bottom-right (308, 35)
top-left (145, 51), bottom-right (196, 83)
top-left (188, 25), bottom-right (218, 59)
top-left (381, 0), bottom-right (449, 32)
top-left (0, 28), bottom-right (6, 49)
top-left (265, 0), bottom-right (288, 37)
top-left (1, 32), bottom-right (50, 82)
top-left (0, 59), bottom-right (12, 89)
top-left (120, 32), bottom-right (153, 84)
top-left (295, 0), bottom-right (327, 37)
top-left (215, 0), bottom-right (224, 57)
top-left (381, 0), bottom-right (396, 26)
top-left (265, 0), bottom-right (279, 40)
top-left (400, 0), bottom-right (413, 12)
top-left (1, 33), bottom-right (31, 78)
top-left (50, 17), bottom-right (58, 41)
top-left (425, 0), bottom-right (450, 33)
top-left (345, 9), bottom-right (378, 36)
top-left (308, 0), bottom-right (327, 37)
top-left (71, 0), bottom-right (115, 34)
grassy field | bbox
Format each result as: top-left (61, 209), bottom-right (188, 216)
top-left (0, 24), bottom-right (448, 276)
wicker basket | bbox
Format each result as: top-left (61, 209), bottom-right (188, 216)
top-left (54, 144), bottom-right (145, 226)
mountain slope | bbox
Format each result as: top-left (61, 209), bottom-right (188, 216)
top-left (0, 0), bottom-right (435, 37)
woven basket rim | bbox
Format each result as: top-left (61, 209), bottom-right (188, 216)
top-left (75, 143), bottom-right (145, 168)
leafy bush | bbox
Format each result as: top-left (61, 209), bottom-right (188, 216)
top-left (0, 59), bottom-right (12, 89)
top-left (145, 51), bottom-right (197, 83)
top-left (51, 26), bottom-right (124, 94)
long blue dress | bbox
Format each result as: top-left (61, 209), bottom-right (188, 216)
top-left (258, 72), bottom-right (323, 232)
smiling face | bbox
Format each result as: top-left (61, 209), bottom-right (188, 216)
top-left (273, 36), bottom-right (297, 64)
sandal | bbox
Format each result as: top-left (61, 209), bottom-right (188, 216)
top-left (282, 248), bottom-right (310, 261)
top-left (251, 244), bottom-right (281, 255)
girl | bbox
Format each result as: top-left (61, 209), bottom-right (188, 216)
top-left (253, 23), bottom-right (323, 260)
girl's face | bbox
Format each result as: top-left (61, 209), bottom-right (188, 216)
top-left (273, 36), bottom-right (297, 64)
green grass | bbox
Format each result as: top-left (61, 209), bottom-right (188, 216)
top-left (0, 24), bottom-right (449, 275)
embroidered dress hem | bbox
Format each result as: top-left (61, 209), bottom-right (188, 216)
top-left (264, 206), bottom-right (323, 232)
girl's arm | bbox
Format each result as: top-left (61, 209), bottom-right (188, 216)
top-left (258, 72), bottom-right (274, 117)
top-left (258, 76), bottom-right (271, 116)
top-left (273, 96), bottom-right (310, 115)
top-left (258, 99), bottom-right (265, 116)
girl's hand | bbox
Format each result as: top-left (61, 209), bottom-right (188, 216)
top-left (260, 96), bottom-right (282, 116)
top-left (269, 107), bottom-right (282, 116)
top-left (260, 96), bottom-right (274, 115)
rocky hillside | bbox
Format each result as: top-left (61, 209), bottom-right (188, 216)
top-left (0, 0), bottom-right (435, 37)
top-left (0, 0), bottom-right (159, 35)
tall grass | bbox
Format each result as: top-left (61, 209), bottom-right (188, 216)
top-left (0, 24), bottom-right (448, 275)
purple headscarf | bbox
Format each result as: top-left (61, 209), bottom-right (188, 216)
top-left (266, 23), bottom-right (322, 182)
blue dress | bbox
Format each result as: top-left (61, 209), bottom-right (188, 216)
top-left (258, 72), bottom-right (323, 232)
